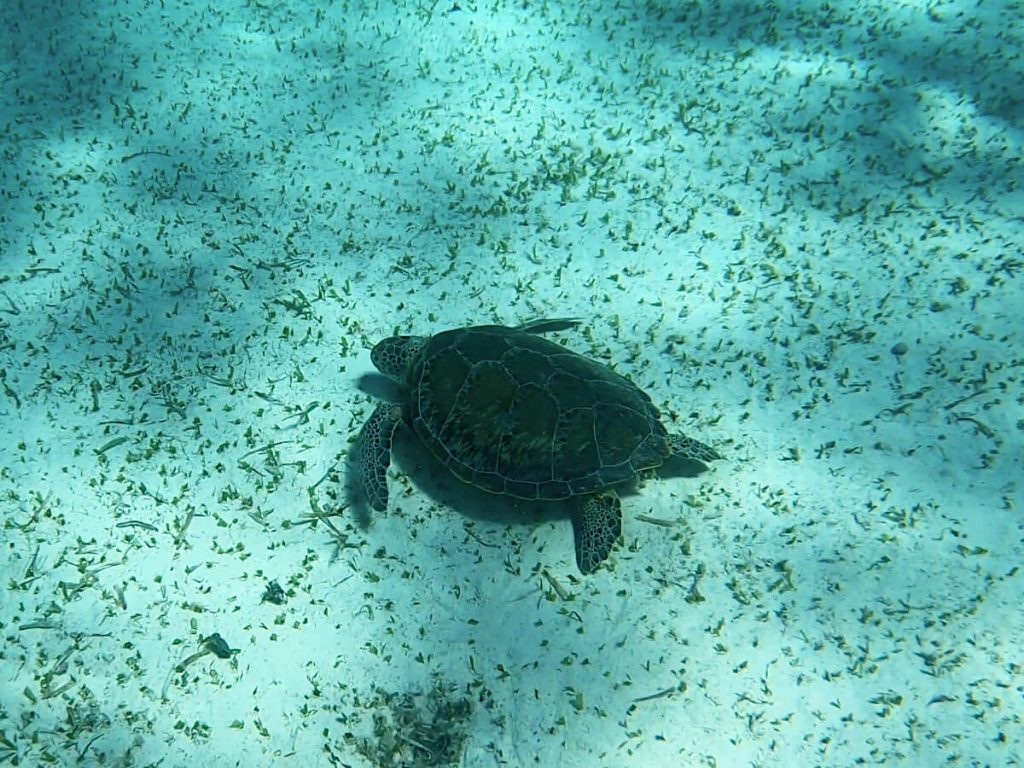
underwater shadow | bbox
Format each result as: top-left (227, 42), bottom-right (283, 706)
top-left (612, 0), bottom-right (1022, 219)
top-left (631, 0), bottom-right (1022, 123)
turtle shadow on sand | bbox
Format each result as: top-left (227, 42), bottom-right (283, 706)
top-left (345, 421), bottom-right (714, 568)
top-left (391, 426), bottom-right (567, 525)
top-left (381, 424), bottom-right (715, 523)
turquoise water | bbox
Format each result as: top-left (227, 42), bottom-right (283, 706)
top-left (1, 1), bottom-right (1021, 766)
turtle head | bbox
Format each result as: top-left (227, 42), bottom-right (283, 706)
top-left (370, 335), bottom-right (427, 381)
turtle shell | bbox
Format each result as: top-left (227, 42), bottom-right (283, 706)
top-left (407, 325), bottom-right (670, 500)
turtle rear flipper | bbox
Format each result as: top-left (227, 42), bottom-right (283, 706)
top-left (572, 493), bottom-right (622, 574)
top-left (355, 404), bottom-right (403, 511)
top-left (668, 433), bottom-right (720, 464)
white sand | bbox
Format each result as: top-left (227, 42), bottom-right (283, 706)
top-left (1, 0), bottom-right (1021, 766)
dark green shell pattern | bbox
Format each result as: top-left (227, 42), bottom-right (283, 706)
top-left (406, 325), bottom-right (670, 500)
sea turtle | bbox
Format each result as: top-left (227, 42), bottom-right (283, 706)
top-left (354, 319), bottom-right (719, 573)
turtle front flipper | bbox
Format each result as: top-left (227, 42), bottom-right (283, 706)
top-left (572, 493), bottom-right (622, 574)
top-left (668, 433), bottom-right (720, 464)
top-left (355, 404), bottom-right (403, 511)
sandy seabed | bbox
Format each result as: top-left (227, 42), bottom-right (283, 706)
top-left (1, 1), bottom-right (1021, 766)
